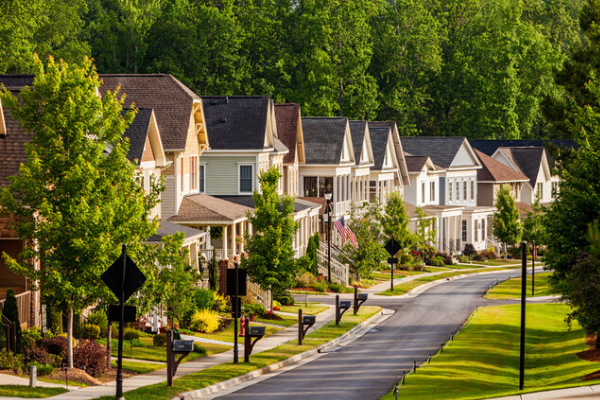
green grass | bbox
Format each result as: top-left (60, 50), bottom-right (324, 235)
top-left (486, 272), bottom-right (554, 299)
top-left (255, 314), bottom-right (297, 327)
top-left (193, 323), bottom-right (281, 344)
top-left (445, 263), bottom-right (484, 269)
top-left (471, 258), bottom-right (522, 266)
top-left (0, 385), bottom-right (68, 398)
top-left (93, 306), bottom-right (381, 400)
top-left (378, 267), bottom-right (520, 295)
top-left (100, 337), bottom-right (230, 362)
top-left (111, 359), bottom-right (166, 374)
top-left (278, 302), bottom-right (329, 315)
top-left (382, 303), bottom-right (600, 400)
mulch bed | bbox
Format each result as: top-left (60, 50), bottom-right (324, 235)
top-left (260, 313), bottom-right (283, 321)
top-left (578, 335), bottom-right (600, 380)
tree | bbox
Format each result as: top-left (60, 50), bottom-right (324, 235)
top-left (243, 167), bottom-right (298, 302)
top-left (0, 56), bottom-right (160, 367)
top-left (521, 197), bottom-right (547, 245)
top-left (381, 192), bottom-right (413, 249)
top-left (338, 203), bottom-right (387, 281)
top-left (1, 289), bottom-right (22, 353)
top-left (492, 184), bottom-right (523, 250)
top-left (412, 207), bottom-right (437, 261)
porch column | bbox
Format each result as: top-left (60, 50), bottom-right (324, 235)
top-left (239, 221), bottom-right (245, 254)
top-left (223, 225), bottom-right (229, 259)
top-left (232, 222), bottom-right (237, 257)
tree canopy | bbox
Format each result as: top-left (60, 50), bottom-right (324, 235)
top-left (492, 184), bottom-right (523, 247)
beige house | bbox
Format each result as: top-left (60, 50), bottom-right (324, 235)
top-left (349, 121), bottom-right (375, 207)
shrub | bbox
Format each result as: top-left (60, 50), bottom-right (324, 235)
top-left (0, 349), bottom-right (25, 373)
top-left (2, 289), bottom-right (22, 352)
top-left (40, 336), bottom-right (68, 358)
top-left (312, 280), bottom-right (328, 292)
top-left (193, 343), bottom-right (207, 356)
top-left (153, 333), bottom-right (167, 347)
top-left (485, 248), bottom-right (498, 259)
top-left (21, 327), bottom-right (42, 351)
top-left (213, 292), bottom-right (228, 312)
top-left (73, 340), bottom-right (107, 377)
top-left (28, 362), bottom-right (55, 376)
top-left (189, 309), bottom-right (220, 333)
top-left (429, 256), bottom-right (445, 267)
top-left (328, 282), bottom-right (347, 293)
top-left (193, 288), bottom-right (215, 311)
top-left (295, 271), bottom-right (315, 288)
top-left (0, 321), bottom-right (5, 351)
top-left (439, 252), bottom-right (454, 266)
top-left (123, 328), bottom-right (140, 341)
top-left (86, 311), bottom-right (108, 336)
top-left (273, 289), bottom-right (294, 306)
top-left (243, 303), bottom-right (266, 317)
top-left (23, 346), bottom-right (53, 365)
top-left (458, 255), bottom-right (470, 263)
top-left (463, 243), bottom-right (476, 257)
top-left (82, 324), bottom-right (101, 340)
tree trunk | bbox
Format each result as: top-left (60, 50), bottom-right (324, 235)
top-left (107, 322), bottom-right (112, 369)
top-left (67, 307), bottom-right (74, 368)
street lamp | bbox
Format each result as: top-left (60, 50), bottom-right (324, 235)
top-left (324, 187), bottom-right (333, 283)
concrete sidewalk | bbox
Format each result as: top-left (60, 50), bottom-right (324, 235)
top-left (492, 384), bottom-right (600, 400)
top-left (0, 373), bottom-right (73, 390)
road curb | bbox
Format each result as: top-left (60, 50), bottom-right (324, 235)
top-left (176, 308), bottom-right (391, 399)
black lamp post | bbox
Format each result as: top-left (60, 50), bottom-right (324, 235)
top-left (324, 187), bottom-right (333, 283)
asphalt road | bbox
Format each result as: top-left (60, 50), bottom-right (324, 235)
top-left (217, 269), bottom-right (522, 400)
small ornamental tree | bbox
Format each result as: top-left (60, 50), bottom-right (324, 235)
top-left (1, 289), bottom-right (21, 353)
top-left (492, 184), bottom-right (523, 252)
top-left (381, 192), bottom-right (413, 251)
top-left (243, 167), bottom-right (298, 306)
top-left (0, 56), bottom-right (161, 367)
top-left (412, 207), bottom-right (437, 261)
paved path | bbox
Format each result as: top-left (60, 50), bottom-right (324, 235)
top-left (0, 373), bottom-right (72, 390)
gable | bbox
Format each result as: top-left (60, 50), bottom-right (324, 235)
top-left (141, 134), bottom-right (155, 162)
top-left (451, 141), bottom-right (480, 168)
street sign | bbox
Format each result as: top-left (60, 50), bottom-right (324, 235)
top-left (101, 253), bottom-right (146, 302)
top-left (387, 257), bottom-right (398, 264)
top-left (226, 269), bottom-right (247, 297)
top-left (384, 237), bottom-right (401, 257)
top-left (108, 305), bottom-right (137, 323)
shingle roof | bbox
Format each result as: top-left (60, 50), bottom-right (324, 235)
top-left (124, 108), bottom-right (153, 164)
top-left (298, 197), bottom-right (327, 215)
top-left (168, 194), bottom-right (252, 223)
top-left (474, 149), bottom-right (529, 183)
top-left (273, 136), bottom-right (289, 154)
top-left (405, 156), bottom-right (431, 173)
top-left (0, 75), bottom-right (35, 89)
top-left (470, 139), bottom-right (578, 156)
top-left (369, 125), bottom-right (390, 170)
top-left (147, 221), bottom-right (205, 244)
top-left (302, 117), bottom-right (348, 164)
top-left (275, 104), bottom-right (301, 163)
top-left (202, 96), bottom-right (271, 150)
top-left (215, 195), bottom-right (320, 213)
top-left (99, 74), bottom-right (200, 151)
top-left (349, 120), bottom-right (368, 166)
top-left (498, 147), bottom-right (545, 186)
top-left (400, 136), bottom-right (467, 169)
top-left (0, 91), bottom-right (32, 188)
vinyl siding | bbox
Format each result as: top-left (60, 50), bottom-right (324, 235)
top-left (201, 155), bottom-right (257, 196)
top-left (477, 183), bottom-right (495, 206)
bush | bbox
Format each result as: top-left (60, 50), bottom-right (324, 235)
top-left (153, 333), bottom-right (167, 347)
top-left (243, 303), bottom-right (266, 317)
top-left (28, 361), bottom-right (55, 376)
top-left (82, 324), bottom-right (101, 340)
top-left (123, 328), bottom-right (141, 341)
top-left (0, 321), bottom-right (5, 351)
top-left (463, 243), bottom-right (476, 257)
top-left (328, 282), bottom-right (347, 293)
top-left (273, 289), bottom-right (294, 306)
top-left (189, 309), bottom-right (220, 333)
top-left (430, 256), bottom-right (445, 266)
top-left (40, 336), bottom-right (68, 358)
top-left (193, 343), bottom-right (207, 356)
top-left (193, 288), bottom-right (215, 311)
top-left (21, 327), bottom-right (42, 351)
top-left (458, 255), bottom-right (470, 263)
top-left (0, 349), bottom-right (25, 373)
top-left (485, 248), bottom-right (498, 259)
top-left (23, 346), bottom-right (53, 365)
top-left (73, 340), bottom-right (107, 377)
top-left (312, 280), bottom-right (328, 292)
top-left (508, 245), bottom-right (528, 259)
top-left (2, 289), bottom-right (22, 353)
top-left (437, 252), bottom-right (453, 265)
top-left (86, 311), bottom-right (108, 337)
top-left (213, 292), bottom-right (228, 312)
top-left (295, 271), bottom-right (315, 288)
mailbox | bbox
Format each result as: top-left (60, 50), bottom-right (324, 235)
top-left (357, 293), bottom-right (368, 301)
top-left (302, 315), bottom-right (316, 325)
top-left (173, 340), bottom-right (194, 353)
top-left (249, 326), bottom-right (266, 337)
top-left (339, 300), bottom-right (351, 309)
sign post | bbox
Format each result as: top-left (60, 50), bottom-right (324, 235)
top-left (520, 241), bottom-right (527, 391)
top-left (227, 265), bottom-right (247, 364)
top-left (531, 240), bottom-right (535, 297)
top-left (101, 245), bottom-right (146, 400)
top-left (384, 236), bottom-right (401, 292)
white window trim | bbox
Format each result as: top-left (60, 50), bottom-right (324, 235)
top-left (238, 164), bottom-right (254, 195)
top-left (448, 179), bottom-right (453, 203)
top-left (199, 163), bottom-right (207, 194)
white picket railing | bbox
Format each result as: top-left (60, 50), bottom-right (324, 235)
top-left (247, 280), bottom-right (272, 310)
top-left (316, 248), bottom-right (349, 285)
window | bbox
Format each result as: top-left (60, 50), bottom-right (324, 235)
top-left (462, 220), bottom-right (467, 242)
top-left (190, 156), bottom-right (197, 190)
top-left (199, 164), bottom-right (205, 193)
top-left (180, 157), bottom-right (184, 193)
top-left (474, 221), bottom-right (479, 242)
top-left (455, 181), bottom-right (460, 202)
top-left (239, 164), bottom-right (254, 193)
top-left (319, 177), bottom-right (334, 200)
top-left (552, 181), bottom-right (559, 198)
top-left (537, 182), bottom-right (543, 199)
top-left (430, 181), bottom-right (435, 202)
top-left (304, 177), bottom-right (318, 197)
top-left (463, 181), bottom-right (467, 202)
top-left (448, 180), bottom-right (453, 203)
top-left (471, 180), bottom-right (475, 201)
top-left (421, 182), bottom-right (426, 203)
top-left (481, 219), bottom-right (485, 240)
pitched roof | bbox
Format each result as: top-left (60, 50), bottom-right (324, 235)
top-left (124, 108), bottom-right (153, 164)
top-left (400, 136), bottom-right (467, 169)
top-left (298, 197), bottom-right (327, 215)
top-left (474, 149), bottom-right (529, 183)
top-left (470, 139), bottom-right (578, 156)
top-left (369, 125), bottom-right (391, 170)
top-left (274, 103), bottom-right (301, 163)
top-left (368, 121), bottom-right (410, 185)
top-left (497, 147), bottom-right (545, 186)
top-left (404, 156), bottom-right (431, 173)
top-left (273, 136), bottom-right (289, 154)
top-left (99, 74), bottom-right (200, 151)
top-left (0, 75), bottom-right (35, 89)
top-left (168, 194), bottom-right (252, 223)
top-left (0, 91), bottom-right (32, 188)
top-left (147, 221), bottom-right (205, 244)
top-left (302, 117), bottom-right (348, 164)
top-left (214, 195), bottom-right (320, 214)
top-left (201, 96), bottom-right (271, 150)
top-left (349, 120), bottom-right (368, 166)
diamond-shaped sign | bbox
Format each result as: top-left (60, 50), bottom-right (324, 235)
top-left (101, 252), bottom-right (146, 302)
top-left (384, 237), bottom-right (401, 257)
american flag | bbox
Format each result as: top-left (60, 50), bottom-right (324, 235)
top-left (334, 216), bottom-right (358, 247)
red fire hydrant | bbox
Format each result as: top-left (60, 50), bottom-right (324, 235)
top-left (239, 315), bottom-right (246, 337)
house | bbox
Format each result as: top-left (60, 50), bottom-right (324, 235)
top-left (274, 103), bottom-right (305, 197)
top-left (474, 149), bottom-right (529, 206)
top-left (401, 137), bottom-right (493, 252)
top-left (348, 121), bottom-right (374, 207)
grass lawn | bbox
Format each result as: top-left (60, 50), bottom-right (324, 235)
top-left (378, 266), bottom-right (520, 296)
top-left (193, 323), bottom-right (281, 344)
top-left (278, 302), bottom-right (329, 315)
top-left (446, 263), bottom-right (484, 269)
top-left (255, 314), bottom-right (297, 327)
top-left (486, 272), bottom-right (554, 299)
top-left (472, 258), bottom-right (522, 266)
top-left (382, 303), bottom-right (600, 400)
top-left (111, 359), bottom-right (166, 374)
top-left (94, 306), bottom-right (381, 400)
top-left (0, 385), bottom-right (68, 398)
top-left (100, 337), bottom-right (230, 362)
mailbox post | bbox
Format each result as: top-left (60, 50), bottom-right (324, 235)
top-left (298, 309), bottom-right (316, 345)
top-left (353, 287), bottom-right (368, 315)
top-left (335, 295), bottom-right (351, 326)
top-left (244, 317), bottom-right (266, 362)
top-left (166, 330), bottom-right (193, 386)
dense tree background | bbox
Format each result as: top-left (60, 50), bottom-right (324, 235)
top-left (0, 0), bottom-right (584, 139)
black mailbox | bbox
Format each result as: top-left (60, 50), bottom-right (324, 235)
top-left (302, 315), bottom-right (316, 325)
top-left (173, 340), bottom-right (194, 353)
top-left (249, 326), bottom-right (266, 337)
top-left (340, 300), bottom-right (351, 309)
top-left (357, 293), bottom-right (368, 301)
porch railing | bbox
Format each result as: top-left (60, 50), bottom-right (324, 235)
top-left (316, 248), bottom-right (349, 285)
top-left (247, 280), bottom-right (272, 310)
top-left (0, 290), bottom-right (31, 328)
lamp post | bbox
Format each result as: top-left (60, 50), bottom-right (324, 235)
top-left (324, 188), bottom-right (333, 283)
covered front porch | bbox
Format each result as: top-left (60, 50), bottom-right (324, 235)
top-left (422, 205), bottom-right (465, 253)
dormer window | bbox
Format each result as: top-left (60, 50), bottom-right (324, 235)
top-left (341, 139), bottom-right (350, 162)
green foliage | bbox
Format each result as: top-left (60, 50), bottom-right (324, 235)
top-left (0, 318), bottom-right (5, 350)
top-left (209, 249), bottom-right (219, 291)
top-left (1, 289), bottom-right (22, 353)
top-left (152, 333), bottom-right (167, 347)
top-left (0, 349), bottom-right (25, 373)
top-left (492, 185), bottom-right (523, 246)
top-left (305, 233), bottom-right (320, 276)
top-left (81, 324), bottom-right (100, 340)
top-left (294, 271), bottom-right (316, 288)
top-left (412, 207), bottom-right (437, 259)
top-left (522, 197), bottom-right (547, 245)
top-left (123, 328), bottom-right (140, 341)
top-left (243, 303), bottom-right (266, 318)
top-left (192, 288), bottom-right (215, 312)
top-left (29, 362), bottom-right (55, 376)
top-left (189, 309), bottom-right (220, 334)
top-left (243, 167), bottom-right (298, 293)
top-left (272, 288), bottom-right (294, 306)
